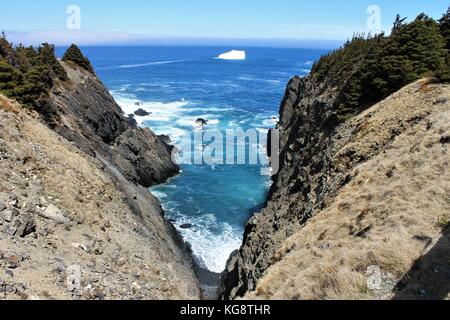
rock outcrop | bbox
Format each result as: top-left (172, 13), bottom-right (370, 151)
top-left (45, 61), bottom-right (179, 188)
top-left (221, 76), bottom-right (450, 300)
top-left (0, 60), bottom-right (200, 299)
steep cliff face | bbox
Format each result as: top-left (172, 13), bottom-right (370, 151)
top-left (221, 76), bottom-right (450, 300)
top-left (0, 61), bottom-right (200, 299)
top-left (45, 61), bottom-right (179, 188)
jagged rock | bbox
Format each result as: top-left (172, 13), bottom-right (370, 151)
top-left (15, 215), bottom-right (36, 238)
top-left (195, 118), bottom-right (208, 127)
top-left (3, 209), bottom-right (19, 223)
top-left (41, 204), bottom-right (70, 225)
top-left (113, 128), bottom-right (179, 187)
top-left (0, 203), bottom-right (6, 212)
top-left (47, 61), bottom-right (179, 188)
top-left (179, 224), bottom-right (193, 229)
top-left (134, 109), bottom-right (150, 117)
top-left (127, 115), bottom-right (138, 127)
top-left (4, 221), bottom-right (20, 236)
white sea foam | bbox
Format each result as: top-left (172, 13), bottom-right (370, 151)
top-left (262, 116), bottom-right (279, 127)
top-left (100, 60), bottom-right (186, 70)
top-left (114, 94), bottom-right (188, 120)
top-left (217, 50), bottom-right (246, 60)
top-left (238, 76), bottom-right (282, 85)
top-left (174, 214), bottom-right (243, 273)
top-left (151, 190), bottom-right (168, 199)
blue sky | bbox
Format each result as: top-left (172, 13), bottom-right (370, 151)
top-left (1, 0), bottom-right (448, 47)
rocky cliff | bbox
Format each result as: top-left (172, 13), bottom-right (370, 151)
top-left (0, 61), bottom-right (200, 299)
top-left (221, 76), bottom-right (450, 300)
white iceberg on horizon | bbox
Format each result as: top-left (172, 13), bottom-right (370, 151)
top-left (217, 50), bottom-right (246, 60)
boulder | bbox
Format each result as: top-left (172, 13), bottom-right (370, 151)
top-left (41, 204), bottom-right (70, 225)
top-left (134, 109), bottom-right (150, 117)
top-left (195, 118), bottom-right (208, 127)
top-left (3, 209), bottom-right (19, 223)
top-left (179, 223), bottom-right (193, 229)
top-left (15, 215), bottom-right (36, 238)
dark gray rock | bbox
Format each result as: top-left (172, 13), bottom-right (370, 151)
top-left (179, 224), bottom-right (193, 229)
top-left (3, 209), bottom-right (19, 223)
top-left (134, 109), bottom-right (150, 117)
top-left (15, 216), bottom-right (36, 238)
top-left (195, 118), bottom-right (208, 126)
top-left (127, 115), bottom-right (138, 127)
top-left (46, 62), bottom-right (179, 189)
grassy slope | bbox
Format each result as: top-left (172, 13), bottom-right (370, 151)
top-left (246, 80), bottom-right (450, 300)
top-left (0, 95), bottom-right (200, 300)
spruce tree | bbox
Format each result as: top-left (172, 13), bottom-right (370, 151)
top-left (62, 44), bottom-right (94, 73)
top-left (38, 43), bottom-right (68, 81)
top-left (437, 7), bottom-right (450, 82)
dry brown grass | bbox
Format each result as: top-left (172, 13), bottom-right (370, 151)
top-left (246, 81), bottom-right (450, 300)
top-left (0, 95), bottom-right (200, 300)
top-left (0, 94), bottom-right (20, 113)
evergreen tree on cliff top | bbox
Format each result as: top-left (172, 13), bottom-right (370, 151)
top-left (439, 7), bottom-right (450, 49)
top-left (376, 13), bottom-right (446, 89)
top-left (62, 44), bottom-right (94, 74)
top-left (438, 7), bottom-right (450, 82)
top-left (39, 43), bottom-right (68, 81)
top-left (313, 11), bottom-right (448, 119)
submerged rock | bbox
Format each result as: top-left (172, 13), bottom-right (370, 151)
top-left (134, 109), bottom-right (150, 117)
top-left (195, 118), bottom-right (208, 127)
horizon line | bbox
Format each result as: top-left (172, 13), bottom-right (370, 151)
top-left (3, 30), bottom-right (348, 49)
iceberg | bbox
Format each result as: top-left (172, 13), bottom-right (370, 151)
top-left (217, 50), bottom-right (246, 60)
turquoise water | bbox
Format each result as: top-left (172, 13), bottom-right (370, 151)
top-left (60, 46), bottom-right (325, 272)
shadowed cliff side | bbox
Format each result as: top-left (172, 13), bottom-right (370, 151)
top-left (221, 78), bottom-right (450, 300)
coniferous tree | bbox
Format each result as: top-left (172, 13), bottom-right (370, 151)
top-left (38, 43), bottom-right (68, 81)
top-left (437, 7), bottom-right (450, 82)
top-left (312, 11), bottom-right (448, 119)
top-left (439, 7), bottom-right (450, 49)
top-left (62, 44), bottom-right (94, 73)
top-left (392, 14), bottom-right (407, 34)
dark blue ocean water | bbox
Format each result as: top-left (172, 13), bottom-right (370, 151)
top-left (57, 46), bottom-right (326, 272)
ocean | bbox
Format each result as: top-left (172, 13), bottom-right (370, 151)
top-left (57, 46), bottom-right (326, 273)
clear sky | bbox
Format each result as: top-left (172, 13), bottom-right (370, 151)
top-left (1, 0), bottom-right (448, 47)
